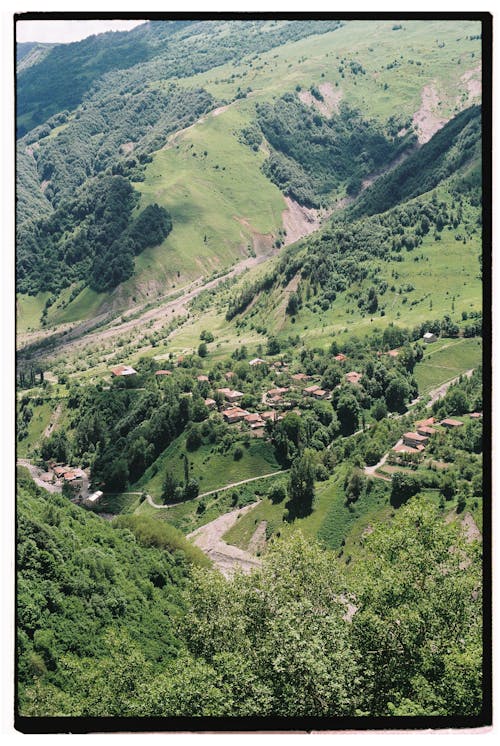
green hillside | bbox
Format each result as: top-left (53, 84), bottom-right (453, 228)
top-left (16, 19), bottom-right (481, 330)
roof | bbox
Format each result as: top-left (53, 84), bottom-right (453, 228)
top-left (469, 412), bottom-right (482, 418)
top-left (53, 466), bottom-right (66, 476)
top-left (423, 332), bottom-right (436, 339)
top-left (260, 411), bottom-right (276, 420)
top-left (244, 413), bottom-right (264, 423)
top-left (111, 364), bottom-right (137, 376)
top-left (417, 426), bottom-right (436, 436)
top-left (197, 375), bottom-right (209, 382)
top-left (225, 371), bottom-right (235, 379)
top-left (387, 349), bottom-right (399, 357)
top-left (225, 389), bottom-right (244, 399)
top-left (304, 384), bottom-right (321, 394)
top-left (404, 431), bottom-right (427, 442)
top-left (155, 370), bottom-right (172, 375)
top-left (334, 353), bottom-right (347, 362)
top-left (204, 397), bottom-right (216, 405)
top-left (312, 389), bottom-right (328, 397)
top-left (217, 387), bottom-right (231, 395)
top-left (291, 373), bottom-right (308, 381)
top-left (346, 371), bottom-right (362, 384)
top-left (267, 387), bottom-right (289, 396)
top-left (249, 358), bottom-right (266, 366)
top-left (415, 416), bottom-right (435, 428)
top-left (63, 471), bottom-right (76, 481)
top-left (441, 418), bottom-right (464, 427)
top-left (222, 407), bottom-right (250, 419)
top-left (393, 443), bottom-right (425, 454)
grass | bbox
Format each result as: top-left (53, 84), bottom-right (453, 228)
top-left (16, 292), bottom-right (51, 333)
top-left (183, 20), bottom-right (481, 123)
top-left (128, 101), bottom-right (287, 298)
top-left (134, 432), bottom-right (282, 500)
top-left (48, 286), bottom-right (105, 326)
top-left (223, 496), bottom-right (286, 549)
top-left (16, 399), bottom-right (54, 458)
top-left (413, 336), bottom-right (482, 394)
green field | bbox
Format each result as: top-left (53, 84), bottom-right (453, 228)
top-left (413, 336), bottom-right (482, 393)
top-left (135, 432), bottom-right (282, 500)
top-left (17, 292), bottom-right (51, 333)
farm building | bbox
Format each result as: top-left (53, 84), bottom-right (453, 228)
top-left (111, 364), bottom-right (137, 377)
top-left (423, 332), bottom-right (437, 343)
top-left (84, 491), bottom-right (103, 507)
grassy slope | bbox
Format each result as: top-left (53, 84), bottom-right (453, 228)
top-left (135, 431), bottom-right (281, 500)
top-left (413, 336), bottom-right (482, 393)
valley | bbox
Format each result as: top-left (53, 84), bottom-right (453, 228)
top-left (15, 16), bottom-right (487, 725)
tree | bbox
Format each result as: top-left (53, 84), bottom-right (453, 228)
top-left (390, 471), bottom-right (420, 506)
top-left (385, 375), bottom-right (410, 413)
top-left (162, 470), bottom-right (180, 504)
top-left (287, 449), bottom-right (316, 518)
top-left (183, 479), bottom-right (199, 500)
top-left (351, 497), bottom-right (482, 716)
top-left (179, 533), bottom-right (357, 716)
top-left (286, 291), bottom-right (300, 316)
top-left (336, 393), bottom-right (360, 436)
top-left (198, 342), bottom-right (208, 358)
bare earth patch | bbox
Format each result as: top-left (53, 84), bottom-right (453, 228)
top-left (247, 520), bottom-right (268, 555)
top-left (188, 502), bottom-right (263, 577)
top-left (120, 141), bottom-right (135, 154)
top-left (461, 65), bottom-right (482, 102)
top-left (461, 512), bottom-right (482, 543)
top-left (299, 83), bottom-right (342, 118)
top-left (281, 197), bottom-right (321, 245)
top-left (412, 83), bottom-right (449, 144)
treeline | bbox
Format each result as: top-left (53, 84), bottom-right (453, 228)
top-left (256, 94), bottom-right (415, 207)
top-left (17, 175), bottom-right (172, 295)
top-left (19, 493), bottom-right (482, 718)
top-left (348, 105), bottom-right (481, 219)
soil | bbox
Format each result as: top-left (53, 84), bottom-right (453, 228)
top-left (281, 197), bottom-right (322, 245)
top-left (461, 512), bottom-right (482, 543)
top-left (187, 502), bottom-right (263, 576)
top-left (298, 83), bottom-right (342, 118)
top-left (43, 403), bottom-right (62, 438)
top-left (413, 83), bottom-right (448, 144)
top-left (247, 520), bottom-right (267, 555)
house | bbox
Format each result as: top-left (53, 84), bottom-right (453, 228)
top-left (225, 390), bottom-right (244, 403)
top-left (225, 371), bottom-right (235, 380)
top-left (204, 398), bottom-right (217, 410)
top-left (53, 466), bottom-right (67, 478)
top-left (197, 375), bottom-right (209, 382)
top-left (244, 413), bottom-right (265, 429)
top-left (111, 364), bottom-right (137, 377)
top-left (392, 442), bottom-right (425, 455)
top-left (217, 387), bottom-right (232, 397)
top-left (63, 471), bottom-right (77, 482)
top-left (415, 416), bottom-right (435, 429)
top-left (268, 394), bottom-right (285, 406)
top-left (345, 371), bottom-right (362, 385)
top-left (303, 384), bottom-right (321, 396)
top-left (469, 412), bottom-right (482, 419)
top-left (416, 425), bottom-right (436, 438)
top-left (387, 349), bottom-right (399, 358)
top-left (155, 370), bottom-right (172, 376)
top-left (311, 389), bottom-right (329, 400)
top-left (403, 432), bottom-right (428, 448)
top-left (222, 407), bottom-right (250, 424)
top-left (441, 418), bottom-right (464, 428)
top-left (271, 361), bottom-right (283, 369)
top-left (423, 332), bottom-right (437, 343)
top-left (260, 410), bottom-right (277, 421)
top-left (334, 353), bottom-right (347, 362)
top-left (267, 387), bottom-right (289, 397)
top-left (291, 373), bottom-right (310, 383)
top-left (249, 358), bottom-right (266, 367)
top-left (84, 491), bottom-right (103, 507)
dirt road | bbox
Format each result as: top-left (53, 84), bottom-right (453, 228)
top-left (426, 369), bottom-right (474, 408)
top-left (187, 502), bottom-right (263, 576)
top-left (17, 459), bottom-right (61, 494)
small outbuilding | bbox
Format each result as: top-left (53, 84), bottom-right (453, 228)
top-left (423, 332), bottom-right (437, 343)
